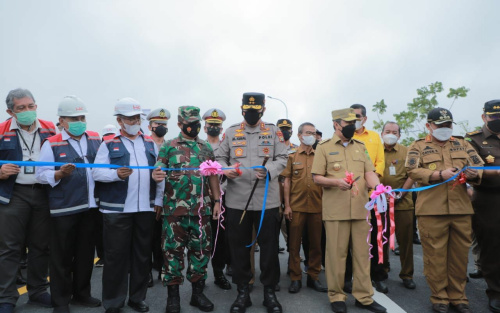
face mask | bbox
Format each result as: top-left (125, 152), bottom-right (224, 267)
top-left (382, 134), bottom-right (398, 145)
top-left (182, 122), bottom-right (201, 138)
top-left (206, 126), bottom-right (221, 137)
top-left (15, 110), bottom-right (37, 126)
top-left (487, 119), bottom-right (500, 134)
top-left (123, 123), bottom-right (141, 136)
top-left (152, 125), bottom-right (167, 137)
top-left (281, 129), bottom-right (292, 141)
top-left (355, 120), bottom-right (363, 130)
top-left (339, 123), bottom-right (356, 139)
top-left (243, 110), bottom-right (262, 126)
top-left (67, 121), bottom-right (87, 136)
top-left (301, 135), bottom-right (315, 146)
top-left (431, 127), bottom-right (453, 141)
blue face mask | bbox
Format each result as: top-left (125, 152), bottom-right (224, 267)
top-left (15, 110), bottom-right (37, 126)
top-left (67, 121), bottom-right (87, 136)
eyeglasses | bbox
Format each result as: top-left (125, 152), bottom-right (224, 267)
top-left (303, 131), bottom-right (317, 136)
top-left (241, 105), bottom-right (263, 110)
top-left (121, 116), bottom-right (141, 123)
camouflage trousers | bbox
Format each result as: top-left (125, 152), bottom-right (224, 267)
top-left (162, 215), bottom-right (212, 285)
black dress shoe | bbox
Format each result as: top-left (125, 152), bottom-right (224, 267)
top-left (71, 296), bottom-right (102, 307)
top-left (307, 277), bottom-right (327, 293)
top-left (254, 246), bottom-right (260, 252)
top-left (330, 301), bottom-right (347, 313)
top-left (288, 280), bottom-right (302, 293)
top-left (263, 286), bottom-right (282, 313)
top-left (274, 284), bottom-right (280, 292)
top-left (402, 279), bottom-right (416, 289)
top-left (105, 309), bottom-right (121, 313)
top-left (451, 303), bottom-right (470, 313)
top-left (127, 300), bottom-right (149, 312)
top-left (489, 298), bottom-right (500, 313)
top-left (468, 269), bottom-right (483, 279)
top-left (343, 280), bottom-right (352, 294)
top-left (372, 280), bottom-right (389, 293)
top-left (27, 292), bottom-right (52, 308)
top-left (226, 265), bottom-right (233, 276)
top-left (432, 303), bottom-right (449, 313)
top-left (214, 272), bottom-right (232, 290)
top-left (278, 246), bottom-right (285, 253)
top-left (355, 300), bottom-right (387, 313)
top-left (147, 272), bottom-right (154, 288)
top-left (394, 246), bottom-right (400, 255)
top-left (413, 236), bottom-right (421, 245)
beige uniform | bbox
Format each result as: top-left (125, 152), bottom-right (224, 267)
top-left (380, 143), bottom-right (414, 280)
top-left (406, 135), bottom-right (483, 306)
top-left (311, 134), bottom-right (376, 305)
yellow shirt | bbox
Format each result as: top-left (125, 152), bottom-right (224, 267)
top-left (353, 127), bottom-right (385, 177)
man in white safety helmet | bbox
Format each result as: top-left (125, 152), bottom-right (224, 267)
top-left (102, 124), bottom-right (118, 138)
top-left (37, 95), bottom-right (103, 312)
top-left (92, 97), bottom-right (164, 313)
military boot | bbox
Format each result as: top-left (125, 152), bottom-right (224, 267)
top-left (230, 283), bottom-right (252, 313)
top-left (166, 285), bottom-right (180, 313)
top-left (263, 285), bottom-right (282, 313)
top-left (190, 280), bottom-right (214, 312)
top-left (214, 270), bottom-right (232, 290)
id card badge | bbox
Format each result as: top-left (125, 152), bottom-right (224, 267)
top-left (389, 165), bottom-right (396, 176)
top-left (24, 159), bottom-right (35, 175)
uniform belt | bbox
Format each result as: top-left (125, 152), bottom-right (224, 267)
top-left (15, 183), bottom-right (45, 189)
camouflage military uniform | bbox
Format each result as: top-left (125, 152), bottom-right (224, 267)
top-left (156, 128), bottom-right (215, 285)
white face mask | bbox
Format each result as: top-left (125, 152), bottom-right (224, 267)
top-left (123, 123), bottom-right (141, 136)
top-left (301, 135), bottom-right (315, 146)
top-left (432, 127), bottom-right (453, 141)
top-left (355, 120), bottom-right (363, 130)
top-left (382, 134), bottom-right (398, 145)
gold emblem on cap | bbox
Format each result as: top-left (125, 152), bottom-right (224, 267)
top-left (494, 106), bottom-right (500, 109)
top-left (483, 141), bottom-right (488, 145)
top-left (249, 97), bottom-right (255, 105)
top-left (486, 155), bottom-right (495, 164)
top-left (428, 163), bottom-right (437, 170)
top-left (159, 109), bottom-right (166, 118)
top-left (211, 110), bottom-right (219, 118)
top-left (439, 110), bottom-right (451, 120)
top-left (283, 120), bottom-right (288, 125)
top-left (333, 163), bottom-right (341, 171)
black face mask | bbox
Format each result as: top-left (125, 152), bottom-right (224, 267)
top-left (207, 126), bottom-right (221, 137)
top-left (243, 110), bottom-right (262, 126)
top-left (339, 123), bottom-right (356, 139)
top-left (281, 129), bottom-right (292, 141)
top-left (182, 122), bottom-right (201, 138)
top-left (152, 125), bottom-right (167, 137)
top-left (487, 119), bottom-right (500, 134)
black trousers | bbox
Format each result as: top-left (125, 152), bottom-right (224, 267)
top-left (94, 210), bottom-right (104, 259)
top-left (152, 217), bottom-right (163, 272)
top-left (369, 211), bottom-right (389, 282)
top-left (50, 208), bottom-right (98, 307)
top-left (0, 184), bottom-right (50, 305)
top-left (102, 212), bottom-right (155, 309)
top-left (226, 207), bottom-right (280, 287)
top-left (211, 208), bottom-right (229, 273)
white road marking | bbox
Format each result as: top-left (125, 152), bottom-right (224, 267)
top-left (373, 290), bottom-right (407, 313)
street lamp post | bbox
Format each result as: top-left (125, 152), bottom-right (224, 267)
top-left (267, 96), bottom-right (288, 119)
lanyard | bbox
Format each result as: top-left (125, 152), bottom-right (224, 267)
top-left (16, 129), bottom-right (37, 159)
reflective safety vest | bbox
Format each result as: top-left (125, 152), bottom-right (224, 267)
top-left (46, 131), bottom-right (101, 216)
top-left (0, 118), bottom-right (56, 204)
top-left (97, 134), bottom-right (157, 212)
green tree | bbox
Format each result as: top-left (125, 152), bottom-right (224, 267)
top-left (372, 82), bottom-right (470, 146)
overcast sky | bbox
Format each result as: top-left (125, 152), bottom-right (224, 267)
top-left (1, 0), bottom-right (499, 141)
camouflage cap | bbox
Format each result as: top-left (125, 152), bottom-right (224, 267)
top-left (178, 106), bottom-right (201, 123)
top-left (331, 108), bottom-right (358, 121)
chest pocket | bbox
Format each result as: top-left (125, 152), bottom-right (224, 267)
top-left (231, 146), bottom-right (247, 159)
top-left (0, 138), bottom-right (16, 150)
top-left (350, 152), bottom-right (366, 172)
top-left (258, 144), bottom-right (274, 157)
top-left (327, 155), bottom-right (344, 173)
top-left (292, 163), bottom-right (304, 177)
top-left (450, 150), bottom-right (469, 168)
top-left (109, 151), bottom-right (127, 166)
top-left (422, 153), bottom-right (442, 170)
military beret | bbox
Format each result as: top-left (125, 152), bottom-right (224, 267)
top-left (331, 108), bottom-right (358, 121)
top-left (277, 119), bottom-right (292, 128)
top-left (178, 106), bottom-right (201, 123)
top-left (147, 108), bottom-right (170, 124)
top-left (202, 108), bottom-right (226, 124)
top-left (242, 92), bottom-right (265, 109)
top-left (484, 100), bottom-right (500, 115)
top-left (427, 107), bottom-right (453, 124)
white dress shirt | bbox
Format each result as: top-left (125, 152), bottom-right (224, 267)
top-left (36, 129), bottom-right (98, 208)
top-left (92, 134), bottom-right (164, 214)
top-left (10, 119), bottom-right (41, 184)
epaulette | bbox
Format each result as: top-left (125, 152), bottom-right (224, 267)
top-left (288, 150), bottom-right (297, 155)
top-left (352, 138), bottom-right (365, 145)
top-left (228, 123), bottom-right (241, 129)
top-left (466, 130), bottom-right (482, 136)
top-left (318, 138), bottom-right (331, 145)
top-left (415, 137), bottom-right (425, 142)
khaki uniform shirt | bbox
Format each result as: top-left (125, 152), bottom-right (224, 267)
top-left (465, 125), bottom-right (500, 191)
top-left (311, 134), bottom-right (375, 221)
top-left (405, 135), bottom-right (484, 216)
top-left (215, 121), bottom-right (288, 210)
top-left (381, 143), bottom-right (413, 211)
top-left (281, 146), bottom-right (322, 213)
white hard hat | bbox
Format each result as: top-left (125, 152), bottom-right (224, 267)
top-left (113, 97), bottom-right (145, 116)
top-left (102, 124), bottom-right (118, 136)
top-left (57, 95), bottom-right (88, 117)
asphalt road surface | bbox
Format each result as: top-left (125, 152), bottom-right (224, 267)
top-left (15, 237), bottom-right (489, 313)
